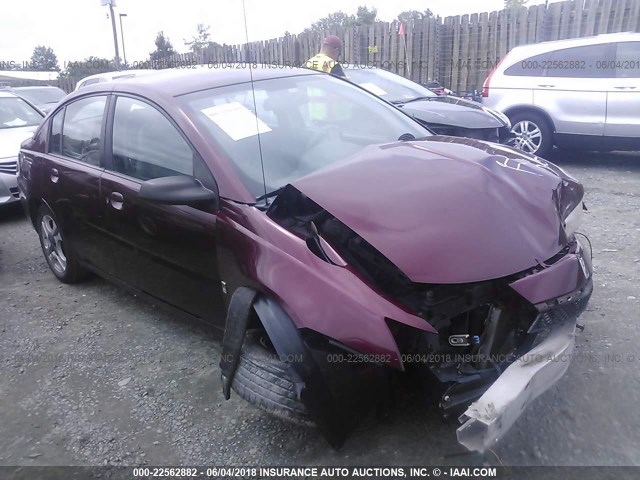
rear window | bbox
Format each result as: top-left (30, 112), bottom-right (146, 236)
top-left (505, 43), bottom-right (614, 78)
top-left (505, 52), bottom-right (553, 76)
top-left (614, 42), bottom-right (640, 78)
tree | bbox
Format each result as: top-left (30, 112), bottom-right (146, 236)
top-left (185, 24), bottom-right (213, 53)
top-left (150, 31), bottom-right (176, 61)
top-left (305, 11), bottom-right (355, 33)
top-left (59, 56), bottom-right (113, 81)
top-left (304, 5), bottom-right (378, 33)
top-left (355, 6), bottom-right (377, 25)
top-left (504, 0), bottom-right (528, 8)
top-left (397, 9), bottom-right (434, 23)
top-left (29, 45), bottom-right (59, 71)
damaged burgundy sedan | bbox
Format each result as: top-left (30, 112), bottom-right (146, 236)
top-left (17, 66), bottom-right (592, 452)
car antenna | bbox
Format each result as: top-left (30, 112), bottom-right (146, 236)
top-left (242, 0), bottom-right (268, 202)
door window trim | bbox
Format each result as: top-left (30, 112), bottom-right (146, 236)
top-left (104, 93), bottom-right (219, 195)
top-left (46, 93), bottom-right (111, 171)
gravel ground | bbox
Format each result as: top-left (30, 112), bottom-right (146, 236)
top-left (0, 149), bottom-right (639, 468)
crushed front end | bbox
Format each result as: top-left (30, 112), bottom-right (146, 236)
top-left (387, 238), bottom-right (593, 452)
top-left (266, 180), bottom-right (592, 451)
top-left (255, 138), bottom-right (594, 450)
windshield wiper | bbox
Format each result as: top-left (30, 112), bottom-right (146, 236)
top-left (256, 186), bottom-right (285, 202)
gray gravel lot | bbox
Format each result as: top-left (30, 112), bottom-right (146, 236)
top-left (1, 150), bottom-right (639, 468)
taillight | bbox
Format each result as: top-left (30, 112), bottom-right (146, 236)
top-left (482, 70), bottom-right (495, 98)
top-left (482, 54), bottom-right (508, 98)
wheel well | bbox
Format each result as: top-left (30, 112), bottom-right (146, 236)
top-left (28, 198), bottom-right (41, 229)
top-left (504, 106), bottom-right (556, 133)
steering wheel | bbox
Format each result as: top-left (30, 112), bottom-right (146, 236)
top-left (305, 124), bottom-right (342, 151)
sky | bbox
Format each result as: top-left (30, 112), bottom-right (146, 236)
top-left (0, 0), bottom-right (552, 68)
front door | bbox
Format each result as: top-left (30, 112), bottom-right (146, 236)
top-left (605, 41), bottom-right (640, 138)
top-left (99, 95), bottom-right (223, 323)
top-left (533, 42), bottom-right (613, 136)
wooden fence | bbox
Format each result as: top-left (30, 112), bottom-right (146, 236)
top-left (60, 0), bottom-right (640, 93)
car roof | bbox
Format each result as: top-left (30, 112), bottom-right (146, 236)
top-left (75, 65), bottom-right (322, 98)
top-left (81, 69), bottom-right (154, 81)
top-left (0, 90), bottom-right (19, 98)
top-left (501, 31), bottom-right (640, 65)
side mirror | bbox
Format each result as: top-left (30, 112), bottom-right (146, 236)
top-left (139, 175), bottom-right (218, 208)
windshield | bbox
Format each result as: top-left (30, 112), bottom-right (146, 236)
top-left (14, 87), bottom-right (66, 105)
top-left (0, 97), bottom-right (44, 129)
top-left (346, 68), bottom-right (436, 103)
top-left (179, 74), bottom-right (429, 199)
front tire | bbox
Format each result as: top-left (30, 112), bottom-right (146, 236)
top-left (231, 330), bottom-right (312, 426)
top-left (509, 111), bottom-right (553, 158)
top-left (37, 205), bottom-right (88, 283)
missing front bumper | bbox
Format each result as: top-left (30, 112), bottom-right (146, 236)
top-left (456, 313), bottom-right (579, 452)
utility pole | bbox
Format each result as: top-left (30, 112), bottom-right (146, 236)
top-left (119, 13), bottom-right (128, 66)
top-left (102, 0), bottom-right (121, 70)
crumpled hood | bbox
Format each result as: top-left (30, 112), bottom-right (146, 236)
top-left (400, 97), bottom-right (505, 129)
top-left (0, 126), bottom-right (38, 159)
top-left (292, 136), bottom-right (581, 284)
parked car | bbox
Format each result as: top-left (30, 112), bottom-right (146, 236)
top-left (0, 91), bottom-right (43, 207)
top-left (482, 32), bottom-right (640, 157)
top-left (346, 67), bottom-right (514, 144)
top-left (11, 86), bottom-right (66, 114)
top-left (18, 66), bottom-right (592, 452)
top-left (74, 69), bottom-right (158, 90)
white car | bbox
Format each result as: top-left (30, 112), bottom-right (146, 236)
top-left (482, 32), bottom-right (640, 157)
top-left (74, 69), bottom-right (158, 91)
top-left (0, 91), bottom-right (44, 207)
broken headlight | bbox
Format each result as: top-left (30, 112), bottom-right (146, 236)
top-left (563, 201), bottom-right (584, 237)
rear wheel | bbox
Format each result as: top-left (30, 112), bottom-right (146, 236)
top-left (509, 112), bottom-right (553, 158)
top-left (231, 330), bottom-right (312, 426)
top-left (37, 205), bottom-right (88, 283)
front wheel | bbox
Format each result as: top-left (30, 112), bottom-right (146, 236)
top-left (231, 330), bottom-right (312, 426)
top-left (37, 205), bottom-right (88, 283)
top-left (508, 112), bottom-right (553, 158)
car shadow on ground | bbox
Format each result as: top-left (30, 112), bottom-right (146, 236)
top-left (0, 202), bottom-right (25, 223)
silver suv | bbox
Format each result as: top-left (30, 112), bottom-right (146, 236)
top-left (482, 32), bottom-right (640, 157)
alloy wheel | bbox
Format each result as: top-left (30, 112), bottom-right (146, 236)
top-left (41, 214), bottom-right (67, 275)
top-left (511, 120), bottom-right (543, 153)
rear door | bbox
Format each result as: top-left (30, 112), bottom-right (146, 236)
top-left (533, 43), bottom-right (614, 136)
top-left (41, 95), bottom-right (110, 269)
top-left (99, 94), bottom-right (224, 323)
top-left (605, 41), bottom-right (640, 138)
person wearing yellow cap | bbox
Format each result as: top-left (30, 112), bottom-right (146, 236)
top-left (305, 35), bottom-right (346, 77)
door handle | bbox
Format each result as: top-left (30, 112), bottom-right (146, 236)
top-left (614, 86), bottom-right (637, 89)
top-left (537, 84), bottom-right (555, 88)
top-left (50, 168), bottom-right (59, 183)
top-left (108, 191), bottom-right (124, 210)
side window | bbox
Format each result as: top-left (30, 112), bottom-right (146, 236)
top-left (49, 109), bottom-right (64, 154)
top-left (615, 42), bottom-right (640, 78)
top-left (546, 43), bottom-right (613, 78)
top-left (504, 52), bottom-right (553, 76)
top-left (61, 96), bottom-right (107, 166)
top-left (111, 96), bottom-right (193, 181)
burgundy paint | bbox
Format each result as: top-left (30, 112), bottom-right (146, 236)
top-left (509, 247), bottom-right (590, 305)
top-left (293, 137), bottom-right (580, 284)
top-left (19, 67), bottom-right (588, 372)
top-left (216, 204), bottom-right (437, 370)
